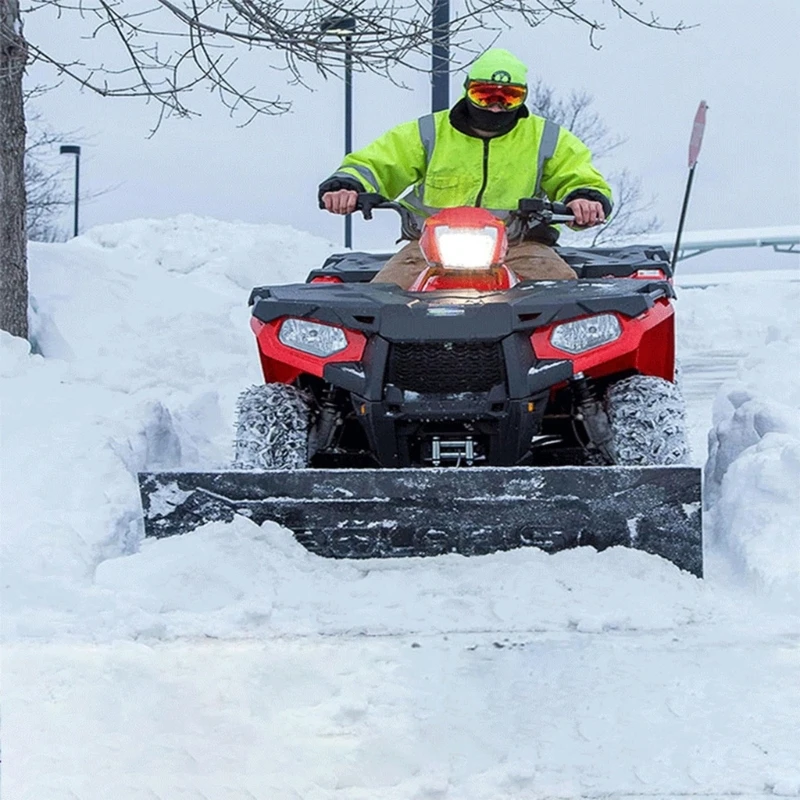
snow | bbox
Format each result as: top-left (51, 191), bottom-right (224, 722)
top-left (704, 338), bottom-right (800, 594)
top-left (3, 215), bottom-right (800, 798)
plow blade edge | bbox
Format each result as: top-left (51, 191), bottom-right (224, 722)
top-left (138, 466), bottom-right (702, 576)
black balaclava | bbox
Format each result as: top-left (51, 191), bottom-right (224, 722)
top-left (464, 103), bottom-right (521, 135)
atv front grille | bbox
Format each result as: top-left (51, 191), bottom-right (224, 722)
top-left (387, 341), bottom-right (505, 394)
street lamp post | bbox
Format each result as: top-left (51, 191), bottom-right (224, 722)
top-left (431, 0), bottom-right (450, 112)
top-left (59, 145), bottom-right (81, 237)
top-left (320, 16), bottom-right (356, 249)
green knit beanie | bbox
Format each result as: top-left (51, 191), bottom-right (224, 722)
top-left (466, 48), bottom-right (528, 86)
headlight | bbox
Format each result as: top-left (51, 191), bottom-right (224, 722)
top-left (550, 314), bottom-right (622, 353)
top-left (278, 318), bottom-right (348, 357)
top-left (434, 226), bottom-right (499, 269)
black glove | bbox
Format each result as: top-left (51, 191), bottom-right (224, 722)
top-left (318, 176), bottom-right (365, 207)
top-left (561, 188), bottom-right (613, 217)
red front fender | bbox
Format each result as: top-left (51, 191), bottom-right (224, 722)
top-left (531, 299), bottom-right (675, 382)
top-left (251, 317), bottom-right (367, 384)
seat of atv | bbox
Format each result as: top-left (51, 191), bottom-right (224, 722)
top-left (306, 245), bottom-right (673, 283)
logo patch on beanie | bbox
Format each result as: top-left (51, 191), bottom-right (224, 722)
top-left (490, 70), bottom-right (512, 83)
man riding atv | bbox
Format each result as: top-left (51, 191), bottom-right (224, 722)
top-left (319, 47), bottom-right (612, 287)
top-left (136, 52), bottom-right (702, 575)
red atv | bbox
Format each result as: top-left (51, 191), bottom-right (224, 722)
top-left (139, 196), bottom-right (702, 575)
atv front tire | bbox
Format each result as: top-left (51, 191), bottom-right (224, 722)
top-left (233, 383), bottom-right (311, 469)
top-left (605, 375), bottom-right (690, 466)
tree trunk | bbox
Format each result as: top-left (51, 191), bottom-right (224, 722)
top-left (0, 0), bottom-right (28, 340)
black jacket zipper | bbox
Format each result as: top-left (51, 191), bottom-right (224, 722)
top-left (474, 139), bottom-right (490, 207)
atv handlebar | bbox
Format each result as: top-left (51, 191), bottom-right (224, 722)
top-left (355, 192), bottom-right (402, 220)
top-left (516, 197), bottom-right (575, 224)
top-left (354, 193), bottom-right (575, 221)
top-left (346, 193), bottom-right (575, 240)
top-left (355, 193), bottom-right (422, 240)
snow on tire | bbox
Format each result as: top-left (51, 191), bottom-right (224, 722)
top-left (605, 375), bottom-right (690, 466)
top-left (233, 383), bottom-right (311, 469)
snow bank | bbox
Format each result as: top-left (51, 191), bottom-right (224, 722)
top-left (677, 268), bottom-right (800, 597)
top-left (677, 280), bottom-right (800, 598)
top-left (3, 217), bottom-right (335, 639)
top-left (704, 338), bottom-right (800, 594)
top-left (676, 278), bottom-right (800, 356)
top-left (27, 214), bottom-right (334, 386)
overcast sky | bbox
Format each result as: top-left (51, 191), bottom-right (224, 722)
top-left (25, 0), bottom-right (800, 270)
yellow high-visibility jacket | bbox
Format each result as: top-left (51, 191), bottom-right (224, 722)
top-left (324, 105), bottom-right (612, 226)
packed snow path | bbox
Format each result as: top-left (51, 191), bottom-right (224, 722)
top-left (7, 626), bottom-right (800, 799)
top-left (2, 217), bottom-right (798, 799)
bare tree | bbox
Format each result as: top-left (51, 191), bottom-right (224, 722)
top-left (1, 0), bottom-right (28, 339)
top-left (586, 168), bottom-right (659, 245)
top-left (528, 79), bottom-right (624, 158)
top-left (24, 100), bottom-right (70, 242)
top-left (24, 86), bottom-right (115, 242)
top-left (2, 0), bottom-right (689, 340)
top-left (528, 79), bottom-right (660, 242)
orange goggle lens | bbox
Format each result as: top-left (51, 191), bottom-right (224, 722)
top-left (466, 81), bottom-right (527, 110)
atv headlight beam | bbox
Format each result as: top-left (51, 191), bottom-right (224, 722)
top-left (278, 318), bottom-right (348, 357)
top-left (550, 314), bottom-right (622, 354)
top-left (433, 226), bottom-right (499, 269)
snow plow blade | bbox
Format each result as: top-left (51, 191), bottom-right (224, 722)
top-left (138, 466), bottom-right (703, 576)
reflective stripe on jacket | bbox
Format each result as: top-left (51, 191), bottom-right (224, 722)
top-left (329, 109), bottom-right (612, 220)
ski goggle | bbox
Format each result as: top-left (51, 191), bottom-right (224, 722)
top-left (465, 80), bottom-right (527, 110)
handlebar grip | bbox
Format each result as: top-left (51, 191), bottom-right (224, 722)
top-left (550, 201), bottom-right (571, 216)
top-left (516, 197), bottom-right (574, 222)
top-left (355, 192), bottom-right (390, 220)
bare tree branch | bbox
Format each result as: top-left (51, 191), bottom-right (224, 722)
top-left (525, 84), bottom-right (661, 244)
top-left (18, 0), bottom-right (691, 130)
top-left (23, 98), bottom-right (118, 241)
top-left (23, 104), bottom-right (71, 241)
top-left (527, 79), bottom-right (625, 157)
top-left (567, 168), bottom-right (660, 246)
top-left (592, 168), bottom-right (660, 244)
